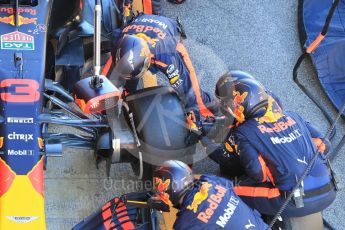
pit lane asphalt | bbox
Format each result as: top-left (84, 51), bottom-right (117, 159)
top-left (45, 0), bottom-right (345, 229)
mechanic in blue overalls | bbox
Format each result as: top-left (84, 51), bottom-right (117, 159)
top-left (202, 71), bottom-right (284, 178)
top-left (207, 71), bottom-right (337, 217)
top-left (152, 160), bottom-right (268, 229)
top-left (105, 13), bottom-right (216, 123)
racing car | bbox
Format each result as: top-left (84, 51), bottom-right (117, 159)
top-left (0, 0), bottom-right (194, 229)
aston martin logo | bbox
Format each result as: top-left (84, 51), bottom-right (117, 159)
top-left (6, 216), bottom-right (38, 223)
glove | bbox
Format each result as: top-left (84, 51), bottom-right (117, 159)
top-left (148, 196), bottom-right (170, 212)
top-left (312, 138), bottom-right (330, 154)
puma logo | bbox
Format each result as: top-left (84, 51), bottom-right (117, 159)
top-left (245, 219), bottom-right (256, 229)
top-left (297, 156), bottom-right (308, 165)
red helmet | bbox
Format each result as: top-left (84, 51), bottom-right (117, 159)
top-left (153, 160), bottom-right (194, 208)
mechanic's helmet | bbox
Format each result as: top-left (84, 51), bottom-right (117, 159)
top-left (226, 70), bottom-right (255, 81)
top-left (215, 71), bottom-right (269, 123)
top-left (112, 35), bottom-right (151, 80)
top-left (224, 71), bottom-right (284, 109)
top-left (153, 160), bottom-right (194, 208)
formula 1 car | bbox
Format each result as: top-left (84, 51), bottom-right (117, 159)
top-left (0, 0), bottom-right (197, 229)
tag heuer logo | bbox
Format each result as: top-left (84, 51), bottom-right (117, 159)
top-left (6, 216), bottom-right (38, 223)
top-left (1, 31), bottom-right (34, 50)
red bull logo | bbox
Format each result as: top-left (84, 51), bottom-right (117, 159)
top-left (123, 24), bottom-right (167, 39)
top-left (197, 185), bottom-right (227, 224)
top-left (0, 7), bottom-right (36, 15)
top-left (0, 15), bottom-right (37, 26)
top-left (187, 182), bottom-right (212, 213)
top-left (0, 157), bottom-right (46, 229)
top-left (257, 116), bottom-right (296, 134)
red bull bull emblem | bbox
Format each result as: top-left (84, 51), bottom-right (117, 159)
top-left (1, 31), bottom-right (34, 50)
top-left (135, 33), bottom-right (159, 48)
top-left (0, 15), bottom-right (37, 26)
top-left (154, 177), bottom-right (173, 206)
top-left (187, 182), bottom-right (212, 213)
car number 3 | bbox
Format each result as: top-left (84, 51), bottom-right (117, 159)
top-left (0, 79), bottom-right (40, 103)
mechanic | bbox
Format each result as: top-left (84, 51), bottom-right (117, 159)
top-left (202, 71), bottom-right (284, 178)
top-left (152, 160), bottom-right (268, 229)
top-left (210, 71), bottom-right (337, 217)
top-left (105, 13), bottom-right (216, 123)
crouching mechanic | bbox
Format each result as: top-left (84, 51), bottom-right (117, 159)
top-left (152, 160), bottom-right (268, 229)
top-left (106, 13), bottom-right (215, 123)
top-left (213, 72), bottom-right (337, 217)
top-left (202, 71), bottom-right (284, 178)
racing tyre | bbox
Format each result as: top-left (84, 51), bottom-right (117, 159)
top-left (126, 86), bottom-right (194, 182)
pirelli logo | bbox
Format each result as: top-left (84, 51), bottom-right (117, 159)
top-left (7, 117), bottom-right (34, 124)
top-left (257, 117), bottom-right (296, 134)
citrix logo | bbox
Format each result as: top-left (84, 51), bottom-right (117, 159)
top-left (8, 132), bottom-right (33, 142)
